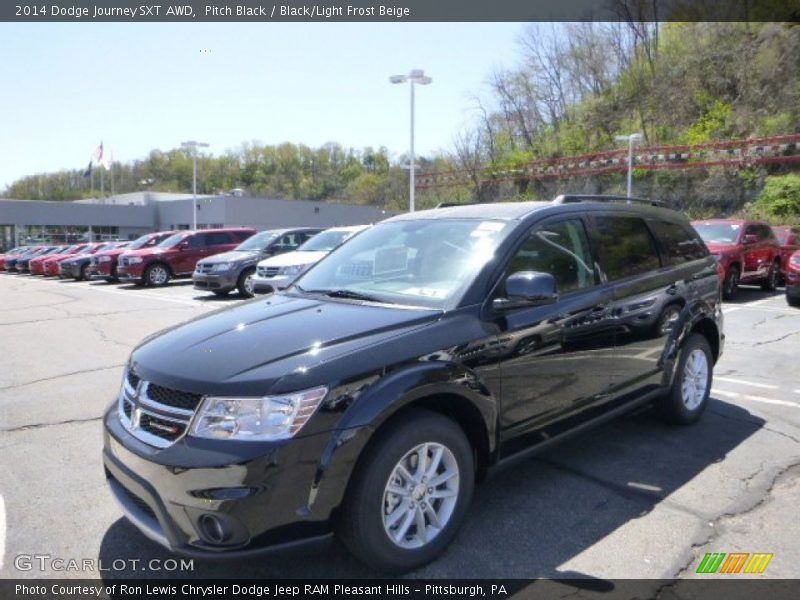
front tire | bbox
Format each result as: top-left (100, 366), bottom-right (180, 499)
top-left (761, 260), bottom-right (780, 291)
top-left (657, 333), bottom-right (713, 425)
top-left (722, 265), bottom-right (739, 300)
top-left (237, 267), bottom-right (256, 298)
top-left (144, 263), bottom-right (170, 287)
top-left (338, 409), bottom-right (474, 573)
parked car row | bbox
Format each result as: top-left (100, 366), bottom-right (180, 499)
top-left (691, 219), bottom-right (799, 306)
top-left (0, 225), bottom-right (372, 300)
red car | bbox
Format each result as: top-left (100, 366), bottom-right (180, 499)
top-left (41, 244), bottom-right (90, 276)
top-left (692, 219), bottom-right (782, 299)
top-left (771, 225), bottom-right (800, 282)
top-left (88, 232), bottom-right (176, 282)
top-left (786, 250), bottom-right (800, 307)
top-left (3, 245), bottom-right (44, 272)
top-left (0, 246), bottom-right (27, 271)
top-left (117, 228), bottom-right (256, 287)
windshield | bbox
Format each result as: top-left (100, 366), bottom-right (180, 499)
top-left (234, 230), bottom-right (280, 251)
top-left (157, 233), bottom-right (190, 248)
top-left (693, 223), bottom-right (740, 244)
top-left (291, 219), bottom-right (510, 309)
top-left (298, 229), bottom-right (356, 252)
top-left (128, 234), bottom-right (159, 250)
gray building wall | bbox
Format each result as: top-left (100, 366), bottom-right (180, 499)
top-left (0, 196), bottom-right (397, 248)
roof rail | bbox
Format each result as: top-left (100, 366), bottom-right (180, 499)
top-left (552, 194), bottom-right (664, 207)
top-left (435, 202), bottom-right (473, 209)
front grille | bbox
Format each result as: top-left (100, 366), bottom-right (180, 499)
top-left (120, 257), bottom-right (130, 266)
top-left (196, 263), bottom-right (213, 274)
top-left (118, 369), bottom-right (202, 448)
top-left (139, 412), bottom-right (186, 442)
top-left (258, 266), bottom-right (280, 278)
top-left (127, 370), bottom-right (140, 389)
top-left (147, 383), bottom-right (203, 411)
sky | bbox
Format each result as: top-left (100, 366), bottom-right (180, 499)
top-left (0, 22), bottom-right (525, 189)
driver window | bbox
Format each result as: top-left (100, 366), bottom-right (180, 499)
top-left (505, 219), bottom-right (596, 294)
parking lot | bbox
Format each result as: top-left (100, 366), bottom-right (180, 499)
top-left (1, 273), bottom-right (799, 582)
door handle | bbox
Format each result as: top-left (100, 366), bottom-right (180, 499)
top-left (666, 284), bottom-right (678, 295)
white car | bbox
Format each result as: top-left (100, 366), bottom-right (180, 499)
top-left (252, 225), bottom-right (369, 294)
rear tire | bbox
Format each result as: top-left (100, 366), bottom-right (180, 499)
top-left (761, 260), bottom-right (780, 291)
top-left (338, 409), bottom-right (474, 574)
top-left (237, 267), bottom-right (256, 298)
top-left (144, 263), bottom-right (170, 287)
top-left (787, 294), bottom-right (800, 308)
top-left (722, 265), bottom-right (739, 300)
top-left (77, 264), bottom-right (88, 281)
top-left (657, 333), bottom-right (713, 425)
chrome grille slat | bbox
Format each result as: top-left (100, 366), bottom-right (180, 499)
top-left (119, 369), bottom-right (201, 448)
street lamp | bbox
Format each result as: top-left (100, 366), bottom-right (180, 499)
top-left (390, 69), bottom-right (432, 212)
top-left (614, 133), bottom-right (643, 198)
top-left (181, 140), bottom-right (210, 229)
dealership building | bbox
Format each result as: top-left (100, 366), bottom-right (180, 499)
top-left (0, 192), bottom-right (396, 249)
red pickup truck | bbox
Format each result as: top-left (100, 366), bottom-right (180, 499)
top-left (692, 219), bottom-right (782, 299)
top-left (117, 228), bottom-right (256, 286)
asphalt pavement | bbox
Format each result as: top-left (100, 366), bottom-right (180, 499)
top-left (0, 274), bottom-right (798, 583)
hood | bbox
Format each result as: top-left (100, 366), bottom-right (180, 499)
top-left (131, 294), bottom-right (441, 397)
top-left (257, 250), bottom-right (328, 268)
top-left (199, 250), bottom-right (259, 264)
top-left (95, 247), bottom-right (128, 258)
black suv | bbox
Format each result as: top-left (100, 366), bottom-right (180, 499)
top-left (103, 196), bottom-right (723, 572)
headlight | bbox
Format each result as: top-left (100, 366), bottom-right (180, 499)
top-left (126, 256), bottom-right (143, 264)
top-left (210, 263), bottom-right (232, 272)
top-left (278, 264), bottom-right (306, 276)
top-left (189, 386), bottom-right (328, 441)
top-left (98, 255), bottom-right (112, 263)
top-left (791, 255), bottom-right (800, 267)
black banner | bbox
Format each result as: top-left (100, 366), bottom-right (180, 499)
top-left (3, 0), bottom-right (800, 23)
top-left (3, 579), bottom-right (800, 600)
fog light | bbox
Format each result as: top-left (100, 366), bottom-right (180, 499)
top-left (198, 514), bottom-right (232, 544)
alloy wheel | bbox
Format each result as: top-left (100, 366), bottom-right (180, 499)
top-left (681, 348), bottom-right (709, 410)
top-left (382, 442), bottom-right (460, 549)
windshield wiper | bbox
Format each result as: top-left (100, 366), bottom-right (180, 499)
top-left (301, 288), bottom-right (392, 304)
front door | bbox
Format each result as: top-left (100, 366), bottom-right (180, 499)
top-left (494, 217), bottom-right (619, 456)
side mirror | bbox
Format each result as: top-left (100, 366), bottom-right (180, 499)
top-left (177, 241), bottom-right (189, 250)
top-left (743, 234), bottom-right (759, 244)
top-left (493, 271), bottom-right (559, 311)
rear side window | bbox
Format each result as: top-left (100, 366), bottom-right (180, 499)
top-left (648, 220), bottom-right (708, 266)
top-left (591, 215), bottom-right (661, 281)
top-left (185, 233), bottom-right (207, 247)
top-left (207, 232), bottom-right (233, 245)
top-left (232, 230), bottom-right (253, 242)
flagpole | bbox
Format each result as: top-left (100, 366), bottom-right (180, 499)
top-left (100, 168), bottom-right (105, 199)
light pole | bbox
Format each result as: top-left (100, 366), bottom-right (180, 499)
top-left (181, 140), bottom-right (209, 229)
top-left (614, 133), bottom-right (643, 198)
top-left (390, 69), bottom-right (432, 212)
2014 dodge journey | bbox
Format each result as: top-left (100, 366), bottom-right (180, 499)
top-left (103, 196), bottom-right (724, 572)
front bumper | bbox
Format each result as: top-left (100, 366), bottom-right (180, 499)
top-left (252, 273), bottom-right (294, 294)
top-left (786, 270), bottom-right (800, 300)
top-left (117, 263), bottom-right (145, 283)
top-left (102, 406), bottom-right (346, 557)
top-left (192, 271), bottom-right (237, 292)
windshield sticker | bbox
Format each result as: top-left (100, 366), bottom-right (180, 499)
top-left (374, 246), bottom-right (409, 275)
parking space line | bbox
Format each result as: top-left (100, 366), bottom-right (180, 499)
top-left (714, 377), bottom-right (780, 390)
top-left (0, 493), bottom-right (5, 570)
top-left (712, 388), bottom-right (800, 408)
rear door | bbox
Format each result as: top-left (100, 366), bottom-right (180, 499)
top-left (741, 223), bottom-right (768, 279)
top-left (207, 231), bottom-right (239, 255)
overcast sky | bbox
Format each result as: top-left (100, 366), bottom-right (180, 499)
top-left (0, 22), bottom-right (524, 188)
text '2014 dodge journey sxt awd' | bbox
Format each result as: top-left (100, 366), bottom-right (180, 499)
top-left (103, 196), bottom-right (723, 572)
